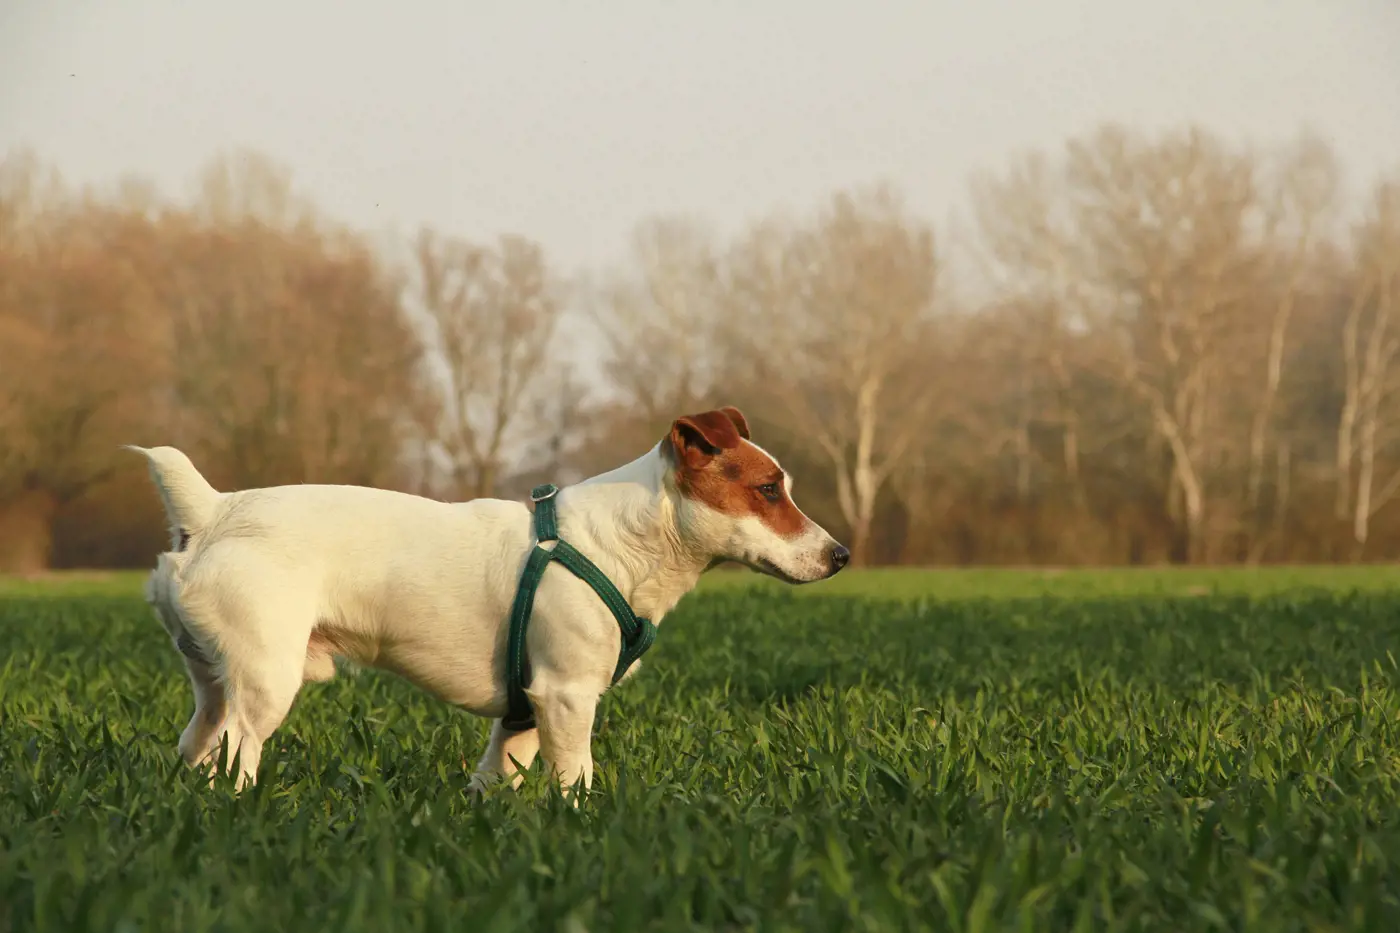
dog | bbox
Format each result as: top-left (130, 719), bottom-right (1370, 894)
top-left (128, 406), bottom-right (849, 796)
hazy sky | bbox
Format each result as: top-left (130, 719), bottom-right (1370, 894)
top-left (3, 0), bottom-right (1398, 278)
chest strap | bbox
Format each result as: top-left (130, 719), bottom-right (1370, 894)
top-left (502, 483), bottom-right (657, 732)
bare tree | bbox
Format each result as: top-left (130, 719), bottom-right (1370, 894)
top-left (589, 215), bottom-right (722, 430)
top-left (976, 126), bottom-right (1277, 562)
top-left (0, 158), bottom-right (168, 570)
top-left (1088, 129), bottom-right (1272, 560)
top-left (1235, 134), bottom-right (1339, 560)
top-left (1335, 174), bottom-right (1400, 553)
top-left (193, 148), bottom-right (314, 230)
top-left (410, 228), bottom-right (564, 500)
top-left (11, 127), bottom-right (1400, 570)
top-left (155, 155), bottom-right (427, 492)
top-left (969, 152), bottom-right (1097, 508)
top-left (721, 186), bottom-right (943, 564)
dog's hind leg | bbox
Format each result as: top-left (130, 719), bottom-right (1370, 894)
top-left (178, 567), bottom-right (316, 791)
top-left (214, 647), bottom-right (307, 791)
top-left (469, 720), bottom-right (540, 794)
top-left (145, 556), bottom-right (229, 772)
top-left (178, 655), bottom-right (229, 770)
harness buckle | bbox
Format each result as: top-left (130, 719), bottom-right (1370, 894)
top-left (530, 483), bottom-right (559, 503)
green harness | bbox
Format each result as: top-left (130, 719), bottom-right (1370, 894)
top-left (502, 483), bottom-right (657, 733)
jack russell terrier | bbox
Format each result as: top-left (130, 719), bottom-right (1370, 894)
top-left (129, 406), bottom-right (849, 796)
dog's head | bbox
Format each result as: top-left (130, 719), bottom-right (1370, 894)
top-left (662, 406), bottom-right (849, 583)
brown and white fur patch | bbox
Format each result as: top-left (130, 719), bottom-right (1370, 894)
top-left (664, 407), bottom-right (844, 585)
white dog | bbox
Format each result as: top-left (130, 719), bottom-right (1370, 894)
top-left (129, 406), bottom-right (849, 796)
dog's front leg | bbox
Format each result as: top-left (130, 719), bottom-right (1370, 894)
top-left (530, 686), bottom-right (599, 804)
top-left (469, 719), bottom-right (540, 794)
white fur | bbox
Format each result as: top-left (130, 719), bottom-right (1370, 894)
top-left (126, 437), bottom-right (842, 798)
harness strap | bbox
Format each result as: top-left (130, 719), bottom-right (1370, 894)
top-left (502, 483), bottom-right (657, 732)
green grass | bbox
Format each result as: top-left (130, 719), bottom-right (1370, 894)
top-left (4, 569), bottom-right (1400, 931)
top-left (8, 562), bottom-right (1400, 602)
top-left (0, 571), bottom-right (148, 601)
top-left (704, 563), bottom-right (1400, 600)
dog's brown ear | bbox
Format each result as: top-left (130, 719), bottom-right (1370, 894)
top-left (668, 409), bottom-right (744, 469)
top-left (718, 406), bottom-right (750, 440)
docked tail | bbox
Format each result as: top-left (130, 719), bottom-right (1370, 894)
top-left (124, 445), bottom-right (222, 551)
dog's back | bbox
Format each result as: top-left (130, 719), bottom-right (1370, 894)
top-left (128, 443), bottom-right (510, 580)
top-left (129, 446), bottom-right (532, 698)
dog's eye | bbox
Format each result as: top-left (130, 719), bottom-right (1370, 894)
top-left (757, 482), bottom-right (782, 503)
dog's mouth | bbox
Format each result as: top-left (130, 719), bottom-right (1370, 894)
top-left (750, 556), bottom-right (810, 585)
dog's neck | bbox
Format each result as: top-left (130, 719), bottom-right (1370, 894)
top-left (553, 443), bottom-right (710, 625)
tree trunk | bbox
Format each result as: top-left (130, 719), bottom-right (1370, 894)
top-left (1150, 404), bottom-right (1206, 564)
top-left (1013, 422), bottom-right (1032, 504)
top-left (0, 488), bottom-right (59, 574)
top-left (1336, 284), bottom-right (1367, 520)
top-left (1062, 415), bottom-right (1085, 510)
top-left (1335, 409), bottom-right (1355, 522)
top-left (841, 373), bottom-right (881, 567)
top-left (834, 463), bottom-right (878, 567)
top-left (1246, 441), bottom-right (1291, 565)
top-left (848, 511), bottom-right (874, 568)
top-left (1247, 295), bottom-right (1292, 535)
top-left (1183, 484), bottom-right (1206, 565)
top-left (1353, 394), bottom-right (1379, 558)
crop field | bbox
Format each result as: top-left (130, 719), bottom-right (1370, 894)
top-left (4, 567), bottom-right (1400, 931)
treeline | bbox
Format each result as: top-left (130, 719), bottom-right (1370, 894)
top-left (2, 124), bottom-right (1398, 571)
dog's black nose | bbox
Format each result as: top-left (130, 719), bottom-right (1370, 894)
top-left (830, 544), bottom-right (851, 573)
